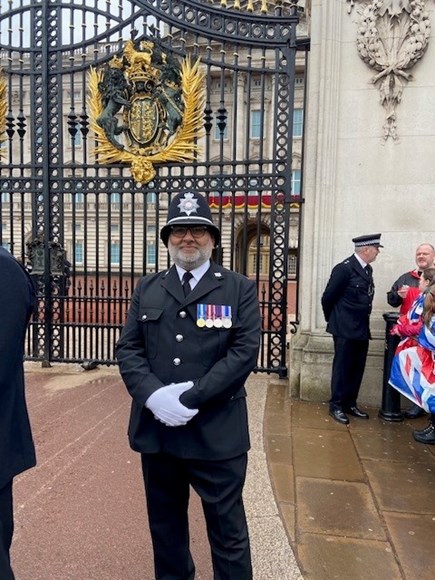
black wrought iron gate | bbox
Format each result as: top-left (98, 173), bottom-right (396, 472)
top-left (0, 0), bottom-right (305, 377)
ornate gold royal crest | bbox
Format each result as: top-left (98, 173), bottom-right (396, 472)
top-left (88, 39), bottom-right (205, 184)
top-left (0, 70), bottom-right (7, 161)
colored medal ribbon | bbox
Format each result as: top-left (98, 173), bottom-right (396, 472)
top-left (213, 304), bottom-right (223, 328)
top-left (205, 304), bottom-right (214, 328)
top-left (196, 304), bottom-right (206, 328)
top-left (222, 305), bottom-right (232, 328)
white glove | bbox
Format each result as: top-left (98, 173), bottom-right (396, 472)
top-left (145, 381), bottom-right (198, 427)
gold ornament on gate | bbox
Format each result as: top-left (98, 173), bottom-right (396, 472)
top-left (88, 39), bottom-right (205, 184)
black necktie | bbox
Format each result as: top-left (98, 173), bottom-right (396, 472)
top-left (182, 271), bottom-right (193, 297)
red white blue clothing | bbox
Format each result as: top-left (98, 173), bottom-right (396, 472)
top-left (389, 315), bottom-right (435, 413)
top-left (387, 269), bottom-right (421, 315)
top-left (393, 292), bottom-right (425, 354)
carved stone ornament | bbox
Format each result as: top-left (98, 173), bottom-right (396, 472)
top-left (347, 0), bottom-right (431, 139)
top-left (0, 70), bottom-right (6, 159)
top-left (88, 38), bottom-right (205, 184)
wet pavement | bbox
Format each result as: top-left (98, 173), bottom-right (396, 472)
top-left (10, 364), bottom-right (435, 579)
top-left (265, 382), bottom-right (435, 580)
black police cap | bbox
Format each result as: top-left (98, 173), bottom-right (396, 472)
top-left (160, 191), bottom-right (221, 247)
top-left (352, 233), bottom-right (383, 248)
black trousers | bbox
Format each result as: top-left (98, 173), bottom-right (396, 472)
top-left (330, 336), bottom-right (369, 410)
top-left (141, 452), bottom-right (252, 580)
top-left (0, 480), bottom-right (15, 580)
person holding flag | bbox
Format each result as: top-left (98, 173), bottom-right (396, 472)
top-left (389, 281), bottom-right (435, 444)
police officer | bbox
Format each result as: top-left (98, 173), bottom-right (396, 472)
top-left (116, 190), bottom-right (261, 580)
top-left (321, 234), bottom-right (382, 425)
top-left (0, 247), bottom-right (36, 579)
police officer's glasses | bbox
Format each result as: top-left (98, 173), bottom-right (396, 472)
top-left (170, 226), bottom-right (209, 239)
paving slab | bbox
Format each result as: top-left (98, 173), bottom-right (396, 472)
top-left (11, 365), bottom-right (301, 580)
top-left (265, 385), bottom-right (435, 580)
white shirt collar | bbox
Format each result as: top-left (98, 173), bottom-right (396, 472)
top-left (354, 253), bottom-right (368, 268)
top-left (175, 260), bottom-right (211, 287)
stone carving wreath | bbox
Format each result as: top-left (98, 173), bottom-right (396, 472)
top-left (347, 0), bottom-right (431, 139)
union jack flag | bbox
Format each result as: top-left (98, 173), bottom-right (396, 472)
top-left (408, 293), bottom-right (425, 323)
top-left (389, 317), bottom-right (435, 414)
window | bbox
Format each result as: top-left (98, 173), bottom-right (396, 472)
top-left (293, 109), bottom-right (304, 138)
top-left (74, 182), bottom-right (84, 203)
top-left (214, 116), bottom-right (228, 140)
top-left (111, 193), bottom-right (120, 204)
top-left (72, 131), bottom-right (82, 147)
top-left (250, 110), bottom-right (262, 139)
top-left (110, 242), bottom-right (120, 265)
top-left (147, 224), bottom-right (156, 236)
top-left (250, 252), bottom-right (268, 275)
top-left (248, 235), bottom-right (270, 276)
top-left (75, 241), bottom-right (84, 264)
top-left (69, 89), bottom-right (82, 101)
top-left (291, 170), bottom-right (301, 196)
top-left (289, 252), bottom-right (298, 279)
top-left (147, 192), bottom-right (156, 204)
top-left (147, 241), bottom-right (156, 266)
top-left (215, 80), bottom-right (229, 90)
top-left (1, 192), bottom-right (10, 203)
top-left (110, 224), bottom-right (119, 236)
top-left (0, 223), bottom-right (8, 251)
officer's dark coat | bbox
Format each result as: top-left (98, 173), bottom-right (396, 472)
top-left (0, 248), bottom-right (36, 489)
top-left (321, 254), bottom-right (374, 340)
top-left (116, 262), bottom-right (261, 460)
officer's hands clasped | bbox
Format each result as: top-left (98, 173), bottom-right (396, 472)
top-left (145, 381), bottom-right (198, 427)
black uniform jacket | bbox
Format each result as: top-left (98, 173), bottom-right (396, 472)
top-left (0, 248), bottom-right (36, 489)
top-left (116, 262), bottom-right (261, 461)
top-left (321, 254), bottom-right (374, 341)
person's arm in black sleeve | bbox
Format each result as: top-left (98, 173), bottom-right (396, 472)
top-left (321, 263), bottom-right (349, 322)
top-left (387, 276), bottom-right (403, 308)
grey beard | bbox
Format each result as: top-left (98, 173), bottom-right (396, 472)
top-left (168, 243), bottom-right (213, 271)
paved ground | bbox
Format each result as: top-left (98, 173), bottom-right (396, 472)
top-left (11, 364), bottom-right (299, 580)
top-left (265, 382), bottom-right (435, 580)
top-left (11, 363), bottom-right (435, 579)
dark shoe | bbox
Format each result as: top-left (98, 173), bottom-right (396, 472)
top-left (346, 406), bottom-right (369, 419)
top-left (329, 408), bottom-right (349, 425)
top-left (413, 423), bottom-right (435, 444)
top-left (404, 404), bottom-right (426, 419)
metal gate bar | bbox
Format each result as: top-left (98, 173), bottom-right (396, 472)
top-left (0, 0), bottom-right (305, 377)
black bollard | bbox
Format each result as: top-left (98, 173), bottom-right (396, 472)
top-left (378, 312), bottom-right (404, 422)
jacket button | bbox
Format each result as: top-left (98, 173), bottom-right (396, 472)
top-left (141, 314), bottom-right (147, 321)
top-left (179, 311), bottom-right (187, 318)
top-left (173, 358), bottom-right (181, 366)
top-left (175, 334), bottom-right (184, 342)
